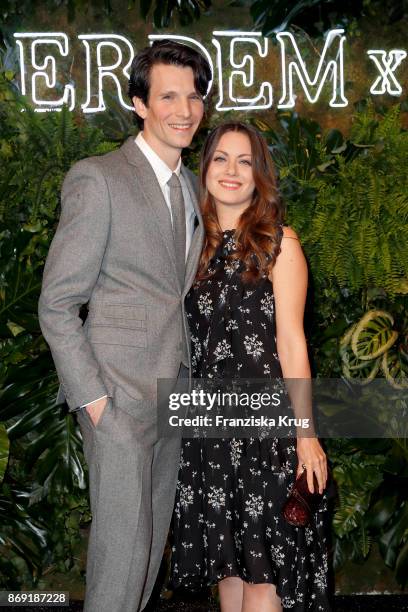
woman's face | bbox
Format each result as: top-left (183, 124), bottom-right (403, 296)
top-left (205, 131), bottom-right (256, 211)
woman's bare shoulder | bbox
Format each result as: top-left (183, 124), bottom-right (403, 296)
top-left (281, 225), bottom-right (299, 240)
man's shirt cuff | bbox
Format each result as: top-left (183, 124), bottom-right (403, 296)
top-left (79, 394), bottom-right (108, 409)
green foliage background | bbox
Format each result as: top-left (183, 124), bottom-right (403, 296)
top-left (0, 69), bottom-right (117, 586)
top-left (1, 0), bottom-right (408, 597)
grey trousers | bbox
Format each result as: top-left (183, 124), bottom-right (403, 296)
top-left (76, 397), bottom-right (181, 612)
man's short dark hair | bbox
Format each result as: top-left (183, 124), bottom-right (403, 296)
top-left (128, 40), bottom-right (212, 129)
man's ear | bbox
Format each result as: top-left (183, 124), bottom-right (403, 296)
top-left (132, 96), bottom-right (147, 119)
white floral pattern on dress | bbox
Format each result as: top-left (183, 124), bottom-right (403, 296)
top-left (244, 333), bottom-right (265, 360)
top-left (179, 483), bottom-right (194, 510)
top-left (172, 229), bottom-right (330, 612)
top-left (271, 543), bottom-right (286, 567)
top-left (197, 292), bottom-right (213, 317)
top-left (207, 486), bottom-right (226, 511)
top-left (244, 493), bottom-right (264, 520)
top-left (230, 438), bottom-right (244, 469)
top-left (260, 293), bottom-right (275, 319)
top-left (213, 339), bottom-right (233, 361)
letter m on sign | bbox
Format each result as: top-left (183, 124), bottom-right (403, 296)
top-left (277, 28), bottom-right (348, 108)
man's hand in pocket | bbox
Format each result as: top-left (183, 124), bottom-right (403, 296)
top-left (86, 396), bottom-right (108, 427)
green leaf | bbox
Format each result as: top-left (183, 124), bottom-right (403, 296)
top-left (352, 310), bottom-right (398, 361)
top-left (0, 424), bottom-right (10, 483)
top-left (383, 443), bottom-right (408, 475)
top-left (341, 350), bottom-right (381, 384)
top-left (359, 523), bottom-right (371, 558)
top-left (379, 503), bottom-right (408, 567)
top-left (365, 495), bottom-right (398, 530)
top-left (6, 321), bottom-right (25, 337)
top-left (382, 347), bottom-right (408, 389)
top-left (0, 491), bottom-right (48, 573)
top-left (396, 539), bottom-right (408, 587)
top-left (333, 489), bottom-right (371, 537)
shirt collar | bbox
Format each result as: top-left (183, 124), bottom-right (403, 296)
top-left (135, 132), bottom-right (181, 189)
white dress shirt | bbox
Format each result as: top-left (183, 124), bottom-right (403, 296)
top-left (135, 132), bottom-right (195, 259)
top-left (82, 133), bottom-right (196, 409)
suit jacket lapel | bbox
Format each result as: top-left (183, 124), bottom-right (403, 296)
top-left (121, 137), bottom-right (179, 283)
top-left (181, 165), bottom-right (204, 297)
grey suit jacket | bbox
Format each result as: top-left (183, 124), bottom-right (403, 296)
top-left (38, 137), bottom-right (204, 419)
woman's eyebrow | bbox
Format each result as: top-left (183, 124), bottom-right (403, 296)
top-left (214, 149), bottom-right (252, 158)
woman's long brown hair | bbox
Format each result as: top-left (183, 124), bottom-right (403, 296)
top-left (197, 122), bottom-right (284, 284)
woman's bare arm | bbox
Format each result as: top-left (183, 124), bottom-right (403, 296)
top-left (270, 226), bottom-right (327, 493)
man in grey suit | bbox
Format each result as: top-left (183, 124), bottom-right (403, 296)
top-left (38, 41), bottom-right (211, 612)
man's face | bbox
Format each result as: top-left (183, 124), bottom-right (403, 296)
top-left (133, 63), bottom-right (204, 167)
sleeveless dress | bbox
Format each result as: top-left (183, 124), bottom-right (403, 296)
top-left (171, 229), bottom-right (331, 611)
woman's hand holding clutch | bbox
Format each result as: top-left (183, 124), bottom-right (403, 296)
top-left (281, 438), bottom-right (328, 527)
top-left (296, 437), bottom-right (328, 494)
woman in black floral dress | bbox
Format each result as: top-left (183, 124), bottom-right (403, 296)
top-left (171, 123), bottom-right (330, 611)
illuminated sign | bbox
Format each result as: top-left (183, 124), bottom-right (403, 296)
top-left (211, 31), bottom-right (272, 111)
top-left (13, 29), bottom-right (407, 113)
top-left (79, 34), bottom-right (135, 113)
top-left (277, 29), bottom-right (347, 108)
top-left (367, 49), bottom-right (407, 95)
top-left (14, 32), bottom-right (76, 111)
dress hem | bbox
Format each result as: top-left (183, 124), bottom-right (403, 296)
top-left (172, 568), bottom-right (281, 590)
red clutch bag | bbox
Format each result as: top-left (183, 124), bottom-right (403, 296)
top-left (282, 468), bottom-right (324, 527)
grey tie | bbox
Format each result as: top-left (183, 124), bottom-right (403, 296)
top-left (168, 173), bottom-right (186, 285)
